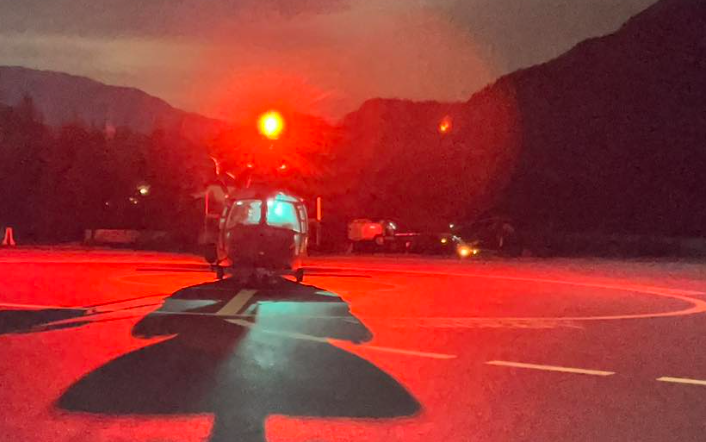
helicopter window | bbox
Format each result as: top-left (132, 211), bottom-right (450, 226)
top-left (226, 199), bottom-right (262, 228)
top-left (266, 199), bottom-right (300, 232)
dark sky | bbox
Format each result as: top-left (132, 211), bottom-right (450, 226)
top-left (0, 0), bottom-right (658, 122)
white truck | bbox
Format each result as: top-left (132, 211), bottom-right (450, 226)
top-left (347, 219), bottom-right (398, 252)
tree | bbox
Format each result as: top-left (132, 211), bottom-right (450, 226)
top-left (0, 96), bottom-right (51, 239)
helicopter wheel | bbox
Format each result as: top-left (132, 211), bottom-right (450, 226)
top-left (295, 268), bottom-right (304, 283)
top-left (215, 266), bottom-right (224, 280)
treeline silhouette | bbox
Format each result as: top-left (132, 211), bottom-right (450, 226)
top-left (0, 96), bottom-right (211, 243)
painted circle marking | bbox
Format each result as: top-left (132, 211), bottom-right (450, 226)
top-left (309, 265), bottom-right (706, 322)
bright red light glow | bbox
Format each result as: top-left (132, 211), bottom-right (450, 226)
top-left (258, 111), bottom-right (285, 140)
top-left (439, 117), bottom-right (452, 134)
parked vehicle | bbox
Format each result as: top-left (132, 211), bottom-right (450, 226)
top-left (457, 215), bottom-right (522, 257)
top-left (347, 219), bottom-right (398, 252)
top-left (405, 233), bottom-right (480, 258)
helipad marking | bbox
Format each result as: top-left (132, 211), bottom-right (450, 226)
top-left (310, 265), bottom-right (706, 322)
top-left (487, 360), bottom-right (615, 376)
top-left (657, 376), bottom-right (706, 386)
top-left (227, 318), bottom-right (456, 359)
top-left (334, 340), bottom-right (457, 359)
top-left (0, 302), bottom-right (89, 311)
top-left (216, 289), bottom-right (256, 316)
top-left (0, 293), bottom-right (168, 313)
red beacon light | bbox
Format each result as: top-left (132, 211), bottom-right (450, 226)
top-left (438, 116), bottom-right (452, 134)
top-left (258, 111), bottom-right (285, 140)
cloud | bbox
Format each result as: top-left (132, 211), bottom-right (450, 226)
top-left (190, 4), bottom-right (495, 120)
top-left (0, 0), bottom-right (353, 37)
top-left (0, 2), bottom-right (495, 121)
top-left (421, 0), bottom-right (660, 71)
top-left (0, 32), bottom-right (203, 109)
top-left (0, 0), bottom-right (661, 121)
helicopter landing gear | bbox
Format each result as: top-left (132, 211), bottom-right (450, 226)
top-left (215, 265), bottom-right (224, 280)
top-left (295, 268), bottom-right (304, 283)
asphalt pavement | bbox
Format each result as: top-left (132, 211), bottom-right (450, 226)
top-left (2, 249), bottom-right (706, 441)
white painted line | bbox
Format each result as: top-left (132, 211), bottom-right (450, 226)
top-left (0, 294), bottom-right (170, 314)
top-left (309, 265), bottom-right (706, 322)
top-left (657, 376), bottom-right (706, 386)
top-left (336, 341), bottom-right (457, 359)
top-left (227, 318), bottom-right (456, 359)
top-left (216, 289), bottom-right (257, 317)
top-left (0, 302), bottom-right (90, 311)
top-left (486, 360), bottom-right (615, 376)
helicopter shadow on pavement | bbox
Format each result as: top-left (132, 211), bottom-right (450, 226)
top-left (57, 278), bottom-right (421, 442)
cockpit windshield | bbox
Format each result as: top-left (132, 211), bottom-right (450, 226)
top-left (226, 200), bottom-right (262, 228)
top-left (266, 199), bottom-right (300, 232)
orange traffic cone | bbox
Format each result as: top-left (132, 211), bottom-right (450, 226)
top-left (2, 227), bottom-right (16, 246)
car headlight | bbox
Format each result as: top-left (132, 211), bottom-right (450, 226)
top-left (457, 245), bottom-right (479, 258)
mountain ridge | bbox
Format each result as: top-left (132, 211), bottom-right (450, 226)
top-left (0, 65), bottom-right (226, 142)
top-left (333, 0), bottom-right (706, 235)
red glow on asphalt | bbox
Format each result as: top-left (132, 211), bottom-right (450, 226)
top-left (6, 250), bottom-right (704, 442)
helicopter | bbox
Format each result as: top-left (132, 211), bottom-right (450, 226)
top-left (203, 183), bottom-right (308, 284)
top-left (201, 111), bottom-right (309, 285)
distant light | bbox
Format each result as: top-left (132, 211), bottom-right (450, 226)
top-left (279, 163), bottom-right (288, 170)
top-left (258, 110), bottom-right (285, 140)
top-left (439, 117), bottom-right (452, 134)
top-left (441, 237), bottom-right (448, 244)
top-left (246, 163), bottom-right (254, 169)
top-left (472, 248), bottom-right (480, 255)
top-left (137, 184), bottom-right (150, 196)
top-left (458, 245), bottom-right (472, 258)
top-left (449, 223), bottom-right (455, 229)
top-left (129, 197), bottom-right (139, 205)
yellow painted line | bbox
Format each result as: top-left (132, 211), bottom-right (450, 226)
top-left (657, 376), bottom-right (706, 386)
top-left (486, 360), bottom-right (615, 376)
top-left (216, 289), bottom-right (257, 316)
